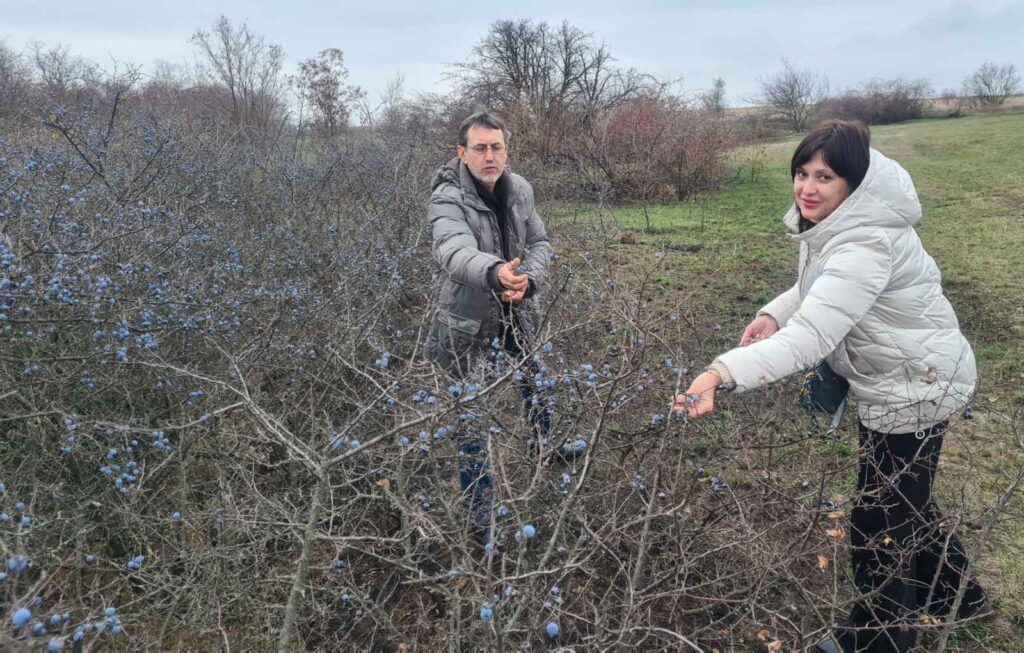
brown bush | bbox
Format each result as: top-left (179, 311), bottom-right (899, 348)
top-left (824, 78), bottom-right (932, 125)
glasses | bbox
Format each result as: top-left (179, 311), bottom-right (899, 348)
top-left (467, 143), bottom-right (506, 155)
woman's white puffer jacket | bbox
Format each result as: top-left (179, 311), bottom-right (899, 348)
top-left (715, 148), bottom-right (976, 433)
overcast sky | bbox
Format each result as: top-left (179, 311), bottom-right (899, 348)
top-left (1, 0), bottom-right (1021, 109)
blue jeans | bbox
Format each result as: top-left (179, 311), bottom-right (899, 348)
top-left (457, 339), bottom-right (551, 536)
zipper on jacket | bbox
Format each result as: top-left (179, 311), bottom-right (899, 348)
top-left (797, 243), bottom-right (811, 297)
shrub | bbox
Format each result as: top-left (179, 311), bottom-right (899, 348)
top-left (964, 61), bottom-right (1020, 107)
top-left (0, 37), bottom-right (1018, 653)
top-left (825, 78), bottom-right (932, 125)
top-left (939, 88), bottom-right (968, 118)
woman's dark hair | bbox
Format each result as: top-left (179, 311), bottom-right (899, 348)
top-left (791, 119), bottom-right (871, 191)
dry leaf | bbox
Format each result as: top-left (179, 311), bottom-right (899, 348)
top-left (767, 639), bottom-right (784, 652)
top-left (817, 555), bottom-right (830, 570)
top-left (826, 510), bottom-right (845, 520)
top-left (825, 528), bottom-right (845, 539)
top-left (756, 628), bottom-right (770, 641)
top-left (375, 478), bottom-right (390, 491)
top-left (455, 578), bottom-right (467, 590)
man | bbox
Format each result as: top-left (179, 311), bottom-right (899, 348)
top-left (424, 111), bottom-right (554, 542)
top-left (425, 111), bottom-right (552, 370)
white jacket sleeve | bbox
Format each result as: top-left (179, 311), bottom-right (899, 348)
top-left (759, 284), bottom-right (800, 327)
top-left (715, 232), bottom-right (893, 392)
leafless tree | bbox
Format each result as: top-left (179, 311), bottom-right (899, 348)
top-left (0, 40), bottom-right (32, 117)
top-left (964, 61), bottom-right (1020, 106)
top-left (700, 77), bottom-right (727, 114)
top-left (756, 58), bottom-right (829, 131)
top-left (292, 48), bottom-right (364, 137)
top-left (29, 41), bottom-right (98, 100)
top-left (449, 19), bottom-right (646, 159)
top-left (451, 19), bottom-right (584, 110)
top-left (149, 59), bottom-right (191, 88)
top-left (190, 15), bottom-right (287, 131)
top-left (358, 74), bottom-right (409, 133)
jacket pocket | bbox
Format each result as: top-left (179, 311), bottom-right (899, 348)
top-left (448, 313), bottom-right (482, 337)
top-left (427, 312), bottom-right (483, 373)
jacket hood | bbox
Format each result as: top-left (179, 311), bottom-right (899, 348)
top-left (784, 148), bottom-right (922, 247)
top-left (431, 157), bottom-right (462, 192)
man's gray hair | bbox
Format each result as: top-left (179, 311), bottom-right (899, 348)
top-left (457, 111), bottom-right (510, 148)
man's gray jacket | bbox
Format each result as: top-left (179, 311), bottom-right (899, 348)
top-left (424, 157), bottom-right (553, 372)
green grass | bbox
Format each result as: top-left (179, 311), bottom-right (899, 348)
top-left (546, 112), bottom-right (1024, 651)
top-left (549, 112), bottom-right (1024, 373)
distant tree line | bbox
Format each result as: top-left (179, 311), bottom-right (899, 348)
top-left (0, 16), bottom-right (1019, 202)
top-left (753, 58), bottom-right (1021, 131)
top-left (0, 17), bottom-right (744, 205)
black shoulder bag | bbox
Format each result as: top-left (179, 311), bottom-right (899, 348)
top-left (800, 360), bottom-right (849, 432)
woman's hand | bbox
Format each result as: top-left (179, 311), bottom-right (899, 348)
top-left (740, 314), bottom-right (779, 346)
top-left (672, 371), bottom-right (722, 420)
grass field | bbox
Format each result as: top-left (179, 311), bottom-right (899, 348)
top-left (547, 112), bottom-right (1024, 650)
top-left (574, 113), bottom-right (1024, 372)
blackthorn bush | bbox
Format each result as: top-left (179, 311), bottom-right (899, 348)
top-left (1, 73), bottom-right (1019, 653)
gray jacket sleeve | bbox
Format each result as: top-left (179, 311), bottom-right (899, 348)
top-left (515, 181), bottom-right (553, 292)
top-left (429, 193), bottom-right (503, 291)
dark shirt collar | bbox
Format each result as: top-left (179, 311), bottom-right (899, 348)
top-left (470, 170), bottom-right (509, 207)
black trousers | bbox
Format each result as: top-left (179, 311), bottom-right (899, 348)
top-left (840, 421), bottom-right (986, 652)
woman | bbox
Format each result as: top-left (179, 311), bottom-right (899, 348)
top-left (674, 120), bottom-right (987, 652)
